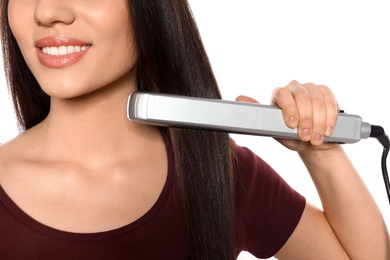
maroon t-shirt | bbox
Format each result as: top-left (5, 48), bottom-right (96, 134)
top-left (0, 133), bottom-right (305, 259)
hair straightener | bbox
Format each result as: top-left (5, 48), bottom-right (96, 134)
top-left (127, 92), bottom-right (390, 203)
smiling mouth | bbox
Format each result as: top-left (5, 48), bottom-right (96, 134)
top-left (41, 45), bottom-right (91, 56)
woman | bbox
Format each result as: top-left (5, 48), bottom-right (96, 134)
top-left (0, 0), bottom-right (388, 259)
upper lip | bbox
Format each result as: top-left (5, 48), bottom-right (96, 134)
top-left (35, 36), bottom-right (90, 48)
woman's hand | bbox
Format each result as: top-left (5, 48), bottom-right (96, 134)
top-left (236, 80), bottom-right (340, 153)
top-left (238, 81), bottom-right (390, 259)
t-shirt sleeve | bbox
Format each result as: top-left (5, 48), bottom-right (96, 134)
top-left (233, 142), bottom-right (306, 258)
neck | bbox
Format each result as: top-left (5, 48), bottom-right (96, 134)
top-left (29, 83), bottom-right (161, 167)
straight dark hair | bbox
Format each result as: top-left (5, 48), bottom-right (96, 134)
top-left (1, 0), bottom-right (235, 259)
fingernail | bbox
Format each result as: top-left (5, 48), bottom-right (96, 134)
top-left (302, 128), bottom-right (311, 137)
top-left (313, 134), bottom-right (323, 142)
top-left (289, 117), bottom-right (297, 127)
top-left (325, 126), bottom-right (333, 136)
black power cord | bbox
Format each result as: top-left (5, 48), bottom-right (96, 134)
top-left (369, 125), bottom-right (390, 204)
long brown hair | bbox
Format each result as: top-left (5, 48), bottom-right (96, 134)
top-left (1, 1), bottom-right (235, 259)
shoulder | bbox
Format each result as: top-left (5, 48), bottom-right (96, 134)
top-left (231, 140), bottom-right (281, 186)
top-left (231, 140), bottom-right (306, 258)
top-left (231, 139), bottom-right (304, 203)
top-left (0, 132), bottom-right (30, 181)
top-left (0, 144), bottom-right (10, 182)
top-left (0, 138), bottom-right (15, 180)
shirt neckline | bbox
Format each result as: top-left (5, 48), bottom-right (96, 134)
top-left (0, 128), bottom-right (174, 241)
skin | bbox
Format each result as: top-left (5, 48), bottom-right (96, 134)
top-left (1, 0), bottom-right (389, 258)
top-left (238, 83), bottom-right (390, 259)
top-left (2, 0), bottom-right (168, 233)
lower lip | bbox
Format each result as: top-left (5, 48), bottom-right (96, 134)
top-left (36, 47), bottom-right (90, 68)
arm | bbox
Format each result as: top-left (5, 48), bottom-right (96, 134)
top-left (238, 80), bottom-right (389, 259)
top-left (277, 147), bottom-right (389, 259)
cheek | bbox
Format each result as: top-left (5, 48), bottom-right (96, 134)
top-left (8, 1), bottom-right (28, 37)
top-left (96, 9), bottom-right (137, 67)
top-left (7, 2), bottom-right (34, 59)
top-left (7, 2), bottom-right (22, 41)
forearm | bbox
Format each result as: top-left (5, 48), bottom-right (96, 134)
top-left (299, 145), bottom-right (390, 259)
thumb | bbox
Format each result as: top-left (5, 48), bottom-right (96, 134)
top-left (235, 95), bottom-right (260, 104)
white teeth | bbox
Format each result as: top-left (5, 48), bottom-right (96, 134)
top-left (67, 46), bottom-right (75, 53)
top-left (42, 45), bottom-right (90, 56)
top-left (50, 46), bottom-right (59, 56)
top-left (58, 46), bottom-right (67, 55)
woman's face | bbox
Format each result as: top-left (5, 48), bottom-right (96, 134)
top-left (8, 0), bottom-right (137, 98)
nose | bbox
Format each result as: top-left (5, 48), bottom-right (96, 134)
top-left (34, 0), bottom-right (76, 27)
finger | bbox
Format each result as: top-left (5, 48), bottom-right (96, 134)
top-left (287, 81), bottom-right (313, 142)
top-left (318, 85), bottom-right (339, 136)
top-left (236, 95), bottom-right (260, 104)
top-left (271, 85), bottom-right (299, 129)
top-left (305, 83), bottom-right (327, 145)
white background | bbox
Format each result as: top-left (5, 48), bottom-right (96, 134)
top-left (1, 1), bottom-right (390, 259)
